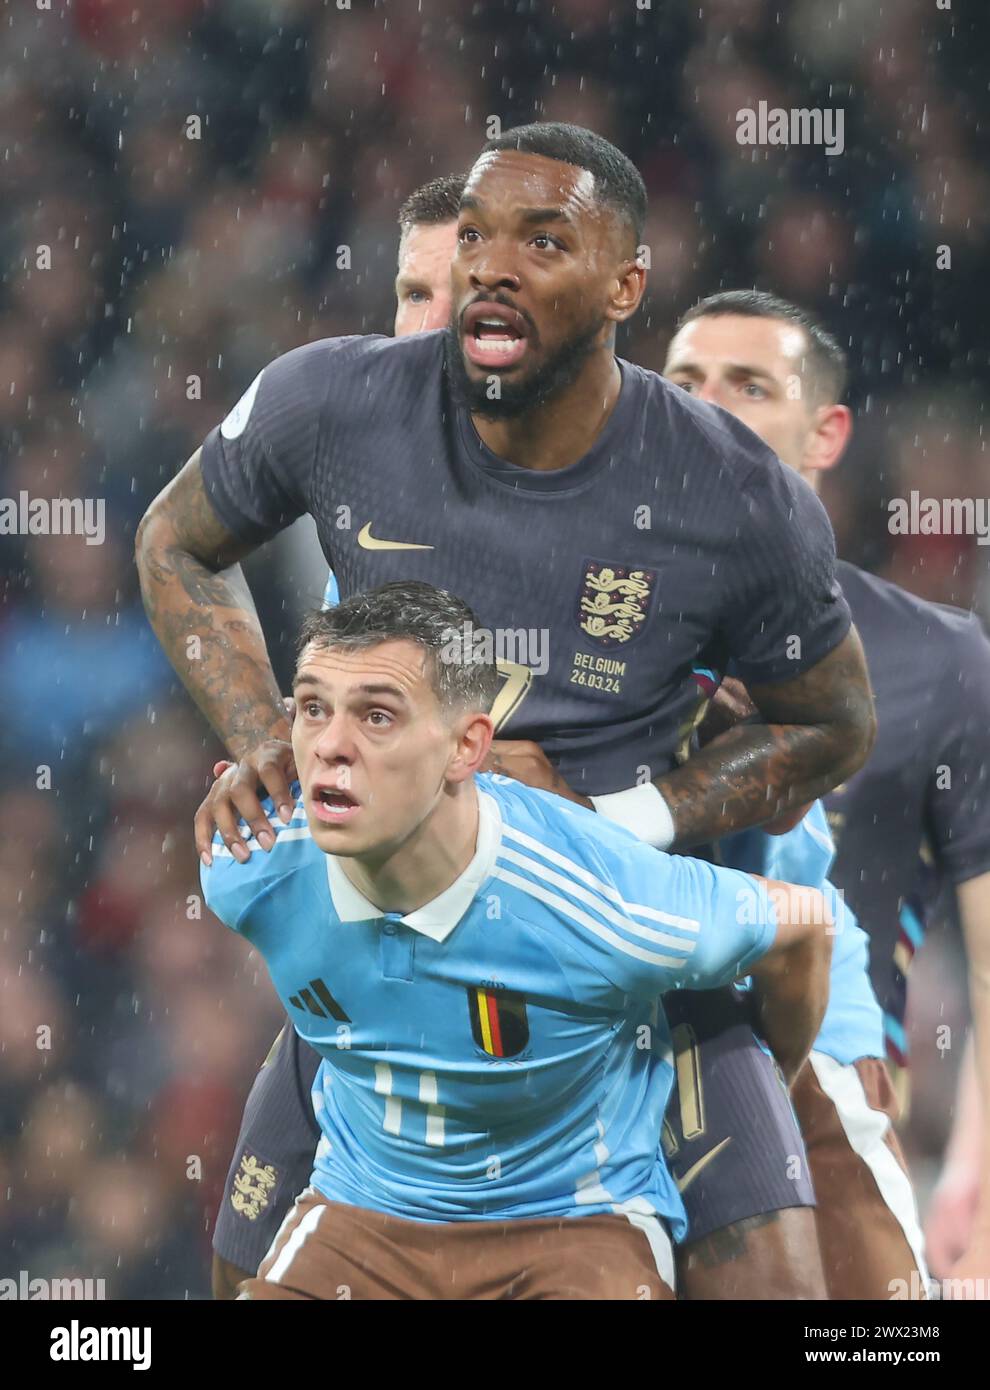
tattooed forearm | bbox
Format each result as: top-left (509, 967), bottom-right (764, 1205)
top-left (657, 628), bottom-right (876, 849)
top-left (136, 451), bottom-right (289, 758)
top-left (168, 550), bottom-right (247, 609)
top-left (657, 720), bottom-right (833, 848)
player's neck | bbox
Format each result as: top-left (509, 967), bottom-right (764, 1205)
top-left (337, 782), bottom-right (481, 918)
top-left (471, 353), bottom-right (622, 472)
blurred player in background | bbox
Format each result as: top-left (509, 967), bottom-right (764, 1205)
top-left (390, 176), bottom-right (463, 338)
top-left (202, 581), bottom-right (832, 1301)
top-left (139, 123), bottom-right (878, 1300)
top-left (664, 290), bottom-right (990, 1296)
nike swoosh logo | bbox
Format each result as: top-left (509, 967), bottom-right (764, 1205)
top-left (674, 1135), bottom-right (732, 1194)
top-left (357, 523), bottom-right (434, 552)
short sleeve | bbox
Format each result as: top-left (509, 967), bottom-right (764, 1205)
top-left (199, 339), bottom-right (344, 545)
top-left (725, 461), bottom-right (852, 686)
top-left (927, 617), bottom-right (990, 884)
top-left (569, 829), bottom-right (779, 1001)
top-left (201, 847), bottom-right (261, 936)
top-left (200, 795), bottom-right (303, 937)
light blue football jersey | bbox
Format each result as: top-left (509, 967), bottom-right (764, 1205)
top-left (326, 571), bottom-right (880, 1068)
top-left (202, 774), bottom-right (778, 1234)
top-left (720, 801), bottom-right (884, 1065)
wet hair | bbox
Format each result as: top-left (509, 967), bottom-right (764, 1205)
top-left (297, 581), bottom-right (499, 716)
top-left (480, 122), bottom-right (647, 247)
top-left (398, 174), bottom-right (467, 233)
top-left (675, 289), bottom-right (848, 403)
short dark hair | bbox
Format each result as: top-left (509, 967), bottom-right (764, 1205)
top-left (675, 290), bottom-right (848, 403)
top-left (297, 581), bottom-right (499, 716)
top-left (398, 174), bottom-right (467, 234)
top-left (480, 122), bottom-right (647, 247)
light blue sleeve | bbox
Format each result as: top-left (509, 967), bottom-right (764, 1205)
top-left (719, 803), bottom-right (884, 1062)
top-left (201, 848), bottom-right (271, 936)
top-left (720, 800), bottom-right (834, 884)
top-left (322, 571), bottom-right (340, 609)
top-left (200, 794), bottom-right (301, 938)
top-left (565, 822), bottom-right (779, 1000)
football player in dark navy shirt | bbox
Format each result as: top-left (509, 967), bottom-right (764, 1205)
top-left (137, 126), bottom-right (876, 1299)
top-left (665, 289), bottom-right (990, 1295)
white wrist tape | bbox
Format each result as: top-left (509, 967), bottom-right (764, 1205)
top-left (590, 783), bottom-right (676, 850)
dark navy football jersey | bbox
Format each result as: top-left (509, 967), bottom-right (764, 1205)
top-left (825, 561), bottom-right (990, 1063)
top-left (200, 331), bottom-right (850, 795)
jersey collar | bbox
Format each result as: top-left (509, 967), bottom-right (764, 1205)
top-left (324, 790), bottom-right (502, 942)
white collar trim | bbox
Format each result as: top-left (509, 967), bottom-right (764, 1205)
top-left (324, 790), bottom-right (502, 943)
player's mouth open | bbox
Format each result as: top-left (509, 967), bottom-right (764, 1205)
top-left (311, 786), bottom-right (360, 823)
top-left (462, 302), bottom-right (528, 369)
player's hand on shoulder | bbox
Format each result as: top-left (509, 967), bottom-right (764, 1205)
top-left (196, 732), bottom-right (298, 866)
top-left (481, 739), bottom-right (592, 808)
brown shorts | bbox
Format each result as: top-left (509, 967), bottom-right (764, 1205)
top-left (238, 1188), bottom-right (676, 1301)
top-left (792, 1052), bottom-right (928, 1300)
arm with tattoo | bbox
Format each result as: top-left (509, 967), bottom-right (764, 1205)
top-left (655, 627), bottom-right (876, 850)
top-left (135, 450), bottom-right (291, 760)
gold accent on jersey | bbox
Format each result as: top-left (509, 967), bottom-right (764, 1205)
top-left (357, 523), bottom-right (434, 551)
top-left (490, 660), bottom-right (533, 733)
top-left (672, 1022), bottom-right (705, 1141)
top-left (230, 1153), bottom-right (278, 1221)
top-left (579, 566), bottom-right (652, 645)
top-left (675, 1137), bottom-right (733, 1194)
top-left (261, 1025), bottom-right (286, 1068)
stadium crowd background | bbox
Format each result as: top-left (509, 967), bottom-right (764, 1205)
top-left (1, 0), bottom-right (987, 1298)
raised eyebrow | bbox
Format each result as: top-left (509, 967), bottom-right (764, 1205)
top-left (457, 197), bottom-right (574, 227)
top-left (291, 676), bottom-right (409, 704)
top-left (395, 275), bottom-right (430, 294)
top-left (518, 206), bottom-right (573, 226)
top-left (292, 673), bottom-right (325, 693)
top-left (666, 360), bottom-right (778, 383)
top-left (355, 683), bottom-right (410, 704)
top-left (723, 362), bottom-right (779, 382)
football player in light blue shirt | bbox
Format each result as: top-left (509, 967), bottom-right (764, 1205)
top-left (201, 580), bottom-right (832, 1300)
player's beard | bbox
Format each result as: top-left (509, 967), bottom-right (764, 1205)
top-left (444, 313), bottom-right (603, 421)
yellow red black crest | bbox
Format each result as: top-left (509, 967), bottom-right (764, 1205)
top-left (468, 986), bottom-right (529, 1057)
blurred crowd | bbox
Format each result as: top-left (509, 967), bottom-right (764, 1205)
top-left (1, 0), bottom-right (987, 1297)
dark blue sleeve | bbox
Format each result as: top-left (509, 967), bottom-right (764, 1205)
top-left (212, 1023), bottom-right (323, 1273)
top-left (726, 462), bottom-right (852, 686)
top-left (199, 338), bottom-right (350, 545)
top-left (928, 617), bottom-right (990, 884)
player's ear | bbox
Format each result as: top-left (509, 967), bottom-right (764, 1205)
top-left (446, 711), bottom-right (494, 784)
top-left (606, 256), bottom-right (646, 325)
top-left (802, 403), bottom-right (852, 475)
